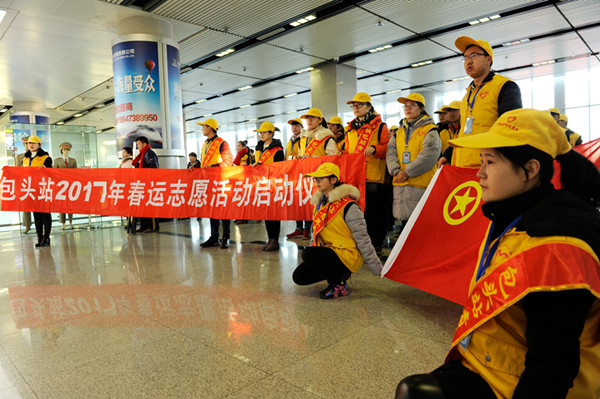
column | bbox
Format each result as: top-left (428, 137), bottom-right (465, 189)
top-left (10, 101), bottom-right (50, 155)
top-left (113, 16), bottom-right (185, 169)
top-left (310, 62), bottom-right (357, 120)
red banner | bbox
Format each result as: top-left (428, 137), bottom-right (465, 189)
top-left (382, 166), bottom-right (488, 305)
top-left (0, 154), bottom-right (365, 220)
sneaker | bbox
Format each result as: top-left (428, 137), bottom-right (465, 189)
top-left (200, 236), bottom-right (220, 248)
top-left (286, 229), bottom-right (303, 239)
top-left (302, 229), bottom-right (310, 240)
top-left (319, 283), bottom-right (349, 299)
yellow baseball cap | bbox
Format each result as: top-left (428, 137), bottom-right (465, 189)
top-left (455, 36), bottom-right (493, 60)
top-left (449, 108), bottom-right (571, 159)
top-left (446, 100), bottom-right (461, 110)
top-left (390, 125), bottom-right (399, 131)
top-left (27, 136), bottom-right (41, 144)
top-left (559, 114), bottom-right (568, 123)
top-left (548, 108), bottom-right (560, 115)
top-left (287, 118), bottom-right (303, 125)
top-left (305, 162), bottom-right (340, 179)
top-left (327, 116), bottom-right (343, 125)
top-left (346, 92), bottom-right (372, 104)
top-left (301, 108), bottom-right (324, 119)
top-left (196, 118), bottom-right (219, 131)
top-left (254, 122), bottom-right (275, 132)
top-left (434, 106), bottom-right (448, 114)
top-left (398, 93), bottom-right (425, 106)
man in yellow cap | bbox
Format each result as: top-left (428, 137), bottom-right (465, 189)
top-left (23, 136), bottom-right (53, 247)
top-left (435, 106), bottom-right (451, 154)
top-left (327, 116), bottom-right (345, 151)
top-left (439, 36), bottom-right (522, 169)
top-left (196, 118), bottom-right (233, 249)
top-left (55, 142), bottom-right (78, 229)
top-left (342, 92), bottom-right (390, 254)
top-left (555, 112), bottom-right (583, 147)
top-left (14, 136), bottom-right (32, 233)
top-left (285, 118), bottom-right (311, 239)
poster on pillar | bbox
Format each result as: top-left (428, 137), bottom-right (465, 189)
top-left (112, 41), bottom-right (163, 150)
top-left (166, 44), bottom-right (184, 151)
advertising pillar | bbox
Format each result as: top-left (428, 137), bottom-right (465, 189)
top-left (112, 16), bottom-right (184, 169)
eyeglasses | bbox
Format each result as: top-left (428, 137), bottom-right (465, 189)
top-left (462, 53), bottom-right (486, 62)
top-left (351, 102), bottom-right (366, 109)
top-left (403, 103), bottom-right (418, 110)
top-left (312, 177), bottom-right (325, 182)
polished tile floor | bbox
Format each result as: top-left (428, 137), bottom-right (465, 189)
top-left (0, 219), bottom-right (461, 398)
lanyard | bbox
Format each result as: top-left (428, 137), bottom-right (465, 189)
top-left (476, 216), bottom-right (522, 281)
top-left (467, 84), bottom-right (484, 116)
top-left (404, 125), bottom-right (411, 148)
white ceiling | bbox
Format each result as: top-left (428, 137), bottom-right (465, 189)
top-left (0, 0), bottom-right (598, 135)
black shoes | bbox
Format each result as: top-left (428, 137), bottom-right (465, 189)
top-left (200, 236), bottom-right (220, 248)
top-left (220, 239), bottom-right (229, 249)
top-left (35, 238), bottom-right (50, 248)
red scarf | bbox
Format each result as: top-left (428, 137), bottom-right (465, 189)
top-left (233, 147), bottom-right (248, 166)
top-left (132, 145), bottom-right (150, 168)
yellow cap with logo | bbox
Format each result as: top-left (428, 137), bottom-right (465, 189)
top-left (327, 116), bottom-right (343, 125)
top-left (254, 122), bottom-right (275, 132)
top-left (455, 36), bottom-right (493, 60)
top-left (301, 108), bottom-right (324, 119)
top-left (287, 118), bottom-right (303, 125)
top-left (27, 136), bottom-right (41, 144)
top-left (398, 93), bottom-right (425, 106)
top-left (346, 92), bottom-right (372, 104)
top-left (449, 108), bottom-right (571, 159)
top-left (305, 162), bottom-right (341, 179)
top-left (196, 118), bottom-right (219, 131)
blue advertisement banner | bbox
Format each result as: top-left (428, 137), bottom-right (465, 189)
top-left (10, 114), bottom-right (50, 154)
top-left (112, 41), bottom-right (163, 150)
top-left (167, 44), bottom-right (184, 151)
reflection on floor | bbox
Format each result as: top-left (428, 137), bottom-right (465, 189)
top-left (0, 219), bottom-right (461, 398)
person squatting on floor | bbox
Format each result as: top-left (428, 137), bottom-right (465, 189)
top-left (292, 163), bottom-right (382, 299)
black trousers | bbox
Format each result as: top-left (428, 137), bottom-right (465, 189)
top-left (210, 219), bottom-right (230, 239)
top-left (295, 220), bottom-right (312, 230)
top-left (33, 212), bottom-right (51, 243)
top-left (140, 218), bottom-right (158, 231)
top-left (292, 246), bottom-right (351, 286)
top-left (265, 220), bottom-right (280, 240)
top-left (431, 361), bottom-right (496, 399)
top-left (364, 183), bottom-right (387, 248)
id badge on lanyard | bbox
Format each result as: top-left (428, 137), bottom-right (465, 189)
top-left (465, 84), bottom-right (483, 135)
top-left (402, 152), bottom-right (411, 164)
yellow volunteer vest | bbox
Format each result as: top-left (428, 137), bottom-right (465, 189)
top-left (201, 137), bottom-right (224, 167)
top-left (299, 135), bottom-right (329, 157)
top-left (345, 119), bottom-right (386, 183)
top-left (452, 74), bottom-right (512, 168)
top-left (313, 200), bottom-right (364, 272)
top-left (448, 229), bottom-right (600, 399)
top-left (286, 138), bottom-right (300, 159)
top-left (23, 154), bottom-right (49, 167)
top-left (256, 146), bottom-right (283, 165)
top-left (394, 123), bottom-right (437, 189)
top-left (439, 128), bottom-right (451, 154)
top-left (569, 131), bottom-right (582, 147)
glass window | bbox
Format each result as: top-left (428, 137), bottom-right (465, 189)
top-left (515, 78), bottom-right (532, 109)
top-left (565, 71), bottom-right (590, 108)
top-left (590, 105), bottom-right (600, 141)
top-left (590, 67), bottom-right (600, 106)
top-left (442, 90), bottom-right (462, 107)
top-left (565, 107), bottom-right (589, 143)
top-left (532, 75), bottom-right (554, 111)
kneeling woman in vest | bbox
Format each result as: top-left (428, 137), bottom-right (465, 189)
top-left (396, 109), bottom-right (600, 399)
top-left (387, 93), bottom-right (441, 230)
top-left (292, 163), bottom-right (382, 299)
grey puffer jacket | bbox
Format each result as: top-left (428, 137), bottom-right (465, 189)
top-left (310, 184), bottom-right (382, 276)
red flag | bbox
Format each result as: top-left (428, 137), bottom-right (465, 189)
top-left (382, 166), bottom-right (488, 305)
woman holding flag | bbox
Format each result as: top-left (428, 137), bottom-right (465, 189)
top-left (292, 163), bottom-right (382, 299)
top-left (396, 109), bottom-right (600, 399)
top-left (253, 122), bottom-right (285, 251)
